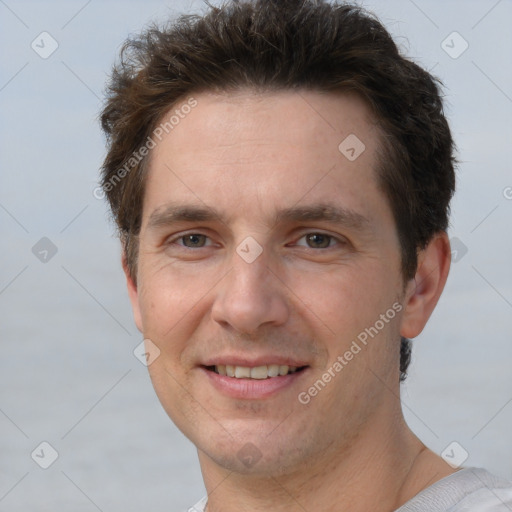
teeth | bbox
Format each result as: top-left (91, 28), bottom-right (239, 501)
top-left (235, 366), bottom-right (251, 378)
top-left (250, 366), bottom-right (268, 379)
top-left (267, 364), bottom-right (279, 377)
top-left (214, 364), bottom-right (301, 379)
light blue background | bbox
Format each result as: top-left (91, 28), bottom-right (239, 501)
top-left (1, 1), bottom-right (511, 510)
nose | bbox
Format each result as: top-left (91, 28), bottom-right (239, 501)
top-left (211, 248), bottom-right (289, 335)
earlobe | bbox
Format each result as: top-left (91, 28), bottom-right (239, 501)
top-left (122, 253), bottom-right (143, 333)
top-left (400, 232), bottom-right (451, 339)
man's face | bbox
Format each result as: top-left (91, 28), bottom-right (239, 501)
top-left (127, 90), bottom-right (410, 475)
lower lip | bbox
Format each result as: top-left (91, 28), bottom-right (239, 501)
top-left (201, 367), bottom-right (308, 400)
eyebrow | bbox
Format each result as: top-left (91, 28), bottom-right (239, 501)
top-left (274, 204), bottom-right (371, 232)
top-left (147, 204), bottom-right (221, 230)
top-left (146, 202), bottom-right (372, 233)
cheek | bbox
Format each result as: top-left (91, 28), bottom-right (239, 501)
top-left (292, 262), bottom-right (387, 329)
top-left (144, 353), bottom-right (198, 436)
top-left (288, 260), bottom-right (401, 369)
top-left (137, 259), bottom-right (213, 335)
top-left (135, 258), bottom-right (225, 379)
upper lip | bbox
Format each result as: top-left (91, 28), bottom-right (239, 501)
top-left (201, 355), bottom-right (309, 367)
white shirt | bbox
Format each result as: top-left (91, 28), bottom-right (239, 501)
top-left (183, 468), bottom-right (512, 511)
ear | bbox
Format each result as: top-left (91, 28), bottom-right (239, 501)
top-left (122, 253), bottom-right (143, 333)
top-left (400, 232), bottom-right (451, 339)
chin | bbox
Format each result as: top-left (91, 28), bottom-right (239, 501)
top-left (202, 447), bottom-right (299, 477)
top-left (195, 424), bottom-right (314, 477)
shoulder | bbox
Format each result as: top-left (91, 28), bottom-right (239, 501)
top-left (396, 467), bottom-right (512, 512)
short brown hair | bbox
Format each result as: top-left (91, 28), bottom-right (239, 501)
top-left (100, 0), bottom-right (456, 380)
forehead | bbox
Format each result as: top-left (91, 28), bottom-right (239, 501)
top-left (159, 88), bottom-right (378, 152)
top-left (143, 88), bottom-right (390, 231)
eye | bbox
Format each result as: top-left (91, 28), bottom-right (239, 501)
top-left (176, 234), bottom-right (211, 248)
top-left (295, 233), bottom-right (339, 249)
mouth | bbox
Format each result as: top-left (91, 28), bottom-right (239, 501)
top-left (201, 363), bottom-right (309, 400)
top-left (204, 364), bottom-right (307, 379)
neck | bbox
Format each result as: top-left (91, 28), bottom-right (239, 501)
top-left (199, 410), bottom-right (456, 512)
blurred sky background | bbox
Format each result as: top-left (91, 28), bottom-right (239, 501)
top-left (1, 0), bottom-right (511, 511)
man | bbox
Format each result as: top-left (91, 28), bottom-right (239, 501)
top-left (99, 1), bottom-right (512, 510)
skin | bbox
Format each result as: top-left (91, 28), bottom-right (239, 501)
top-left (124, 89), bottom-right (454, 512)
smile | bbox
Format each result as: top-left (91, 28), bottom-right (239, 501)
top-left (207, 364), bottom-right (305, 379)
top-left (202, 364), bottom-right (309, 400)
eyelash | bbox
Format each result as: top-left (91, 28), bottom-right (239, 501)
top-left (293, 233), bottom-right (342, 249)
top-left (170, 233), bottom-right (214, 248)
top-left (167, 231), bottom-right (345, 249)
